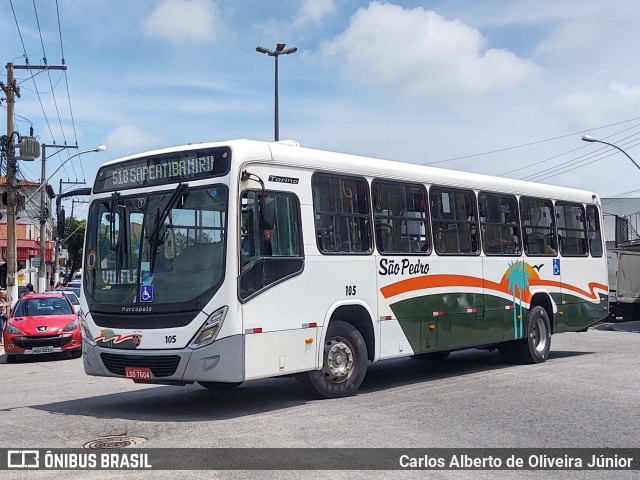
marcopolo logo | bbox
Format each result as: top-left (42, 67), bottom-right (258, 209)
top-left (8, 450), bottom-right (40, 468)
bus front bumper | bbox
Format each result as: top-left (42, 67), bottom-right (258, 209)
top-left (82, 334), bottom-right (244, 384)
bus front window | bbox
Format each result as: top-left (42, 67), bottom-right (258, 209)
top-left (85, 186), bottom-right (228, 306)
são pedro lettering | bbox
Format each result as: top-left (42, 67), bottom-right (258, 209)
top-left (379, 258), bottom-right (430, 276)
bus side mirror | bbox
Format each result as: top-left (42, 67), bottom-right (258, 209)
top-left (261, 196), bottom-right (275, 229)
top-left (57, 207), bottom-right (66, 239)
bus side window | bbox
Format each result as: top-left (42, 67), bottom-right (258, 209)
top-left (372, 179), bottom-right (429, 255)
top-left (586, 205), bottom-right (603, 257)
top-left (312, 173), bottom-right (372, 254)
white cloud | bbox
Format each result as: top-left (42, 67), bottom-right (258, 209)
top-left (296, 0), bottom-right (336, 26)
top-left (319, 2), bottom-right (541, 95)
top-left (255, 0), bottom-right (336, 38)
top-left (103, 125), bottom-right (164, 152)
top-left (555, 82), bottom-right (640, 126)
top-left (142, 0), bottom-right (220, 44)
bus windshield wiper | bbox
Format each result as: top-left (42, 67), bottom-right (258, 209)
top-left (149, 183), bottom-right (189, 244)
top-left (148, 183), bottom-right (189, 270)
top-left (109, 192), bottom-right (120, 251)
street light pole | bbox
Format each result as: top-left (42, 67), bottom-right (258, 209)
top-left (26, 146), bottom-right (107, 207)
top-left (256, 43), bottom-right (297, 141)
top-left (28, 145), bottom-right (107, 293)
top-left (581, 135), bottom-right (640, 171)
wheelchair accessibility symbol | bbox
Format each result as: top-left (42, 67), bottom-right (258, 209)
top-left (140, 285), bottom-right (154, 303)
top-left (553, 258), bottom-right (561, 276)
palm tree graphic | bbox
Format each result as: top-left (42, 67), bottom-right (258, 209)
top-left (506, 260), bottom-right (531, 338)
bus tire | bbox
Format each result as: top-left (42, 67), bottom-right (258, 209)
top-left (513, 306), bottom-right (551, 364)
top-left (197, 381), bottom-right (242, 391)
top-left (303, 320), bottom-right (368, 399)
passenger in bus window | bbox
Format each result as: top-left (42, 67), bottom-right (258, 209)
top-left (242, 226), bottom-right (272, 256)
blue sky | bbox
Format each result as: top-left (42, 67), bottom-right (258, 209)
top-left (2, 0), bottom-right (640, 219)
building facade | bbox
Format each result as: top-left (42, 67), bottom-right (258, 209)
top-left (0, 177), bottom-right (56, 289)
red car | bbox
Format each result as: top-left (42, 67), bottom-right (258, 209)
top-left (3, 293), bottom-right (82, 363)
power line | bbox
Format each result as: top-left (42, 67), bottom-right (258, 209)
top-left (425, 116), bottom-right (640, 165)
top-left (522, 139), bottom-right (640, 183)
top-left (500, 122), bottom-right (640, 177)
top-left (9, 0), bottom-right (82, 185)
top-left (55, 0), bottom-right (83, 180)
top-left (9, 0), bottom-right (29, 63)
top-left (522, 142), bottom-right (640, 183)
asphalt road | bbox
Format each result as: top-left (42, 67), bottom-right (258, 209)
top-left (1, 325), bottom-right (638, 480)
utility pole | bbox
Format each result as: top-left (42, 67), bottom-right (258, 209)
top-left (1, 63), bottom-right (20, 302)
top-left (2, 62), bottom-right (66, 300)
top-left (38, 145), bottom-right (78, 292)
top-left (71, 198), bottom-right (88, 219)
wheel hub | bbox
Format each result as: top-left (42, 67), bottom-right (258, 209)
top-left (324, 338), bottom-right (354, 381)
top-left (530, 316), bottom-right (548, 352)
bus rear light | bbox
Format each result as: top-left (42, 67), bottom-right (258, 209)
top-left (244, 327), bottom-right (262, 334)
top-left (191, 306), bottom-right (228, 348)
top-left (302, 322), bottom-right (317, 328)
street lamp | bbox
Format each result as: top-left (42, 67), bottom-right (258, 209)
top-left (581, 135), bottom-right (640, 171)
top-left (26, 145), bottom-right (107, 293)
top-left (256, 43), bottom-right (297, 141)
top-left (26, 146), bottom-right (107, 206)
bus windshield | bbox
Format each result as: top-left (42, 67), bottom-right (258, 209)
top-left (84, 185), bottom-right (228, 306)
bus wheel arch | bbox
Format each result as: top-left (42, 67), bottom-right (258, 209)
top-left (529, 292), bottom-right (555, 335)
top-left (328, 304), bottom-right (375, 362)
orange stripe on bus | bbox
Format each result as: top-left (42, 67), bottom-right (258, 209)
top-left (381, 275), bottom-right (607, 303)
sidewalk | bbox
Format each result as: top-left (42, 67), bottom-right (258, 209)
top-left (591, 320), bottom-right (640, 333)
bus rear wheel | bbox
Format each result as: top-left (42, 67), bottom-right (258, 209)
top-left (512, 306), bottom-right (551, 364)
top-left (302, 320), bottom-right (368, 399)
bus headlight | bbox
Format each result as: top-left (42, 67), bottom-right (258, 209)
top-left (79, 311), bottom-right (95, 346)
top-left (190, 306), bottom-right (228, 348)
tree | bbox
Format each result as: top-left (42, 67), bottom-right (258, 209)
top-left (63, 218), bottom-right (86, 280)
top-left (506, 260), bottom-right (531, 339)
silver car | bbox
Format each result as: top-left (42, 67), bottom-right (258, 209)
top-left (65, 281), bottom-right (81, 298)
top-left (56, 289), bottom-right (81, 313)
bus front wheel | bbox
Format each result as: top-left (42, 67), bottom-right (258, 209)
top-left (302, 320), bottom-right (368, 399)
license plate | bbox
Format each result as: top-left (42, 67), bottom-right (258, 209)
top-left (125, 367), bottom-right (152, 380)
top-left (32, 346), bottom-right (55, 354)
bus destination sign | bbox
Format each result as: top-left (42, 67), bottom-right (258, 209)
top-left (94, 147), bottom-right (231, 193)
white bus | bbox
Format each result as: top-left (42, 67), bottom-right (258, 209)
top-left (80, 139), bottom-right (608, 398)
